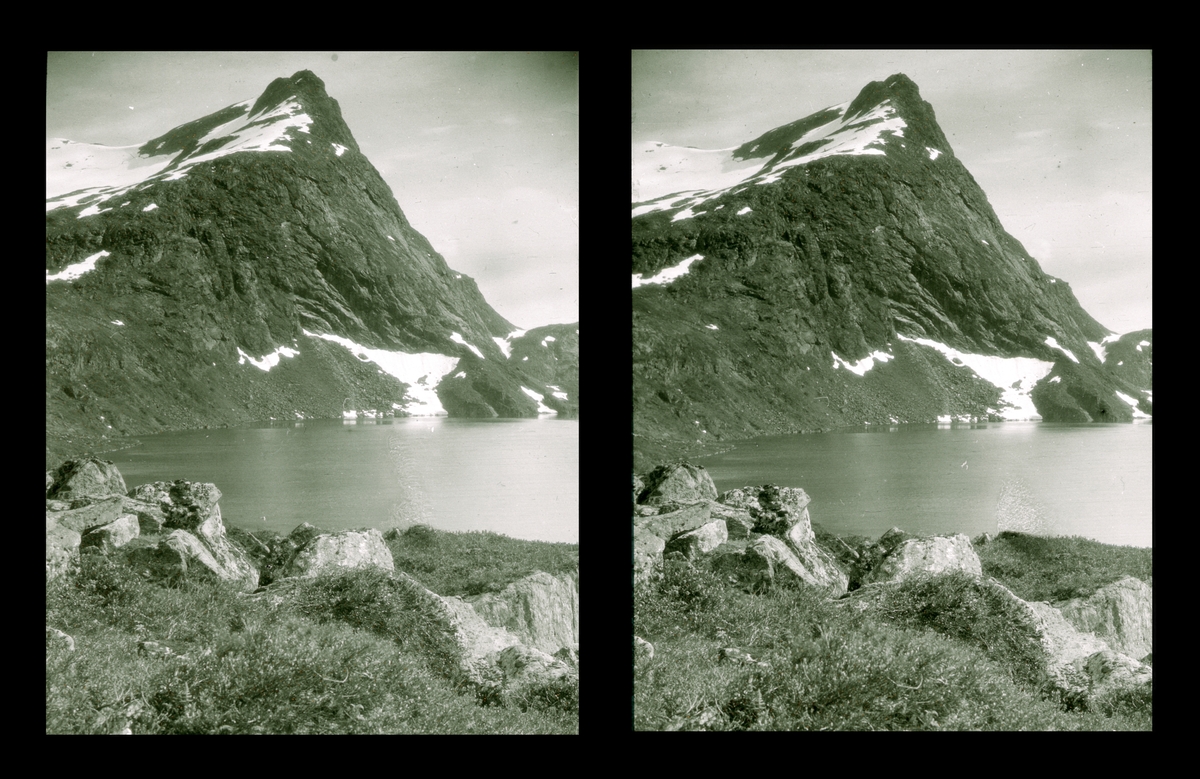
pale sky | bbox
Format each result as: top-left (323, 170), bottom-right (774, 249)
top-left (47, 51), bottom-right (578, 331)
top-left (633, 50), bottom-right (1152, 335)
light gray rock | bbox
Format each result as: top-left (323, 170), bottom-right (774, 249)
top-left (634, 527), bottom-right (667, 585)
top-left (47, 458), bottom-right (128, 503)
top-left (665, 520), bottom-right (728, 560)
top-left (1076, 649), bottom-right (1153, 701)
top-left (46, 525), bottom-right (82, 581)
top-left (46, 627), bottom-right (75, 652)
top-left (703, 500), bottom-right (755, 539)
top-left (713, 535), bottom-right (847, 596)
top-left (638, 462), bottom-right (718, 505)
top-left (494, 644), bottom-right (577, 703)
top-left (120, 497), bottom-right (167, 534)
top-left (635, 502), bottom-right (711, 539)
top-left (284, 528), bottom-right (395, 579)
top-left (50, 497), bottom-right (125, 533)
top-left (634, 635), bottom-right (654, 662)
top-left (125, 527), bottom-right (258, 591)
top-left (467, 570), bottom-right (578, 655)
top-left (1055, 577), bottom-right (1152, 660)
top-left (861, 533), bottom-right (982, 585)
top-left (80, 514), bottom-right (141, 553)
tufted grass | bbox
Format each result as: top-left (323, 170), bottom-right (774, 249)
top-left (634, 535), bottom-right (1151, 731)
top-left (384, 523), bottom-right (578, 597)
top-left (46, 531), bottom-right (578, 735)
top-left (975, 531), bottom-right (1152, 603)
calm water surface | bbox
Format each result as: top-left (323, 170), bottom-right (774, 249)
top-left (700, 421), bottom-right (1151, 548)
top-left (106, 418), bottom-right (578, 544)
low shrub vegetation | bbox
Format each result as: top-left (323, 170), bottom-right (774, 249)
top-left (634, 532), bottom-right (1151, 731)
top-left (46, 528), bottom-right (578, 734)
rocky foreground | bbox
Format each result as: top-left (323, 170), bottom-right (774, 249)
top-left (634, 462), bottom-right (1151, 711)
top-left (47, 458), bottom-right (578, 710)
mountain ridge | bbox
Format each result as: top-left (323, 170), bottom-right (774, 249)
top-left (47, 71), bottom-right (577, 468)
top-left (632, 73), bottom-right (1150, 469)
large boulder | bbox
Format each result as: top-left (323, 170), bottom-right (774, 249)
top-left (1055, 577), bottom-right (1152, 660)
top-left (635, 502), bottom-right (711, 539)
top-left (493, 644), bottom-right (577, 705)
top-left (119, 496), bottom-right (167, 534)
top-left (665, 520), bottom-right (728, 561)
top-left (703, 500), bottom-right (756, 539)
top-left (719, 485), bottom-right (813, 539)
top-left (125, 528), bottom-right (258, 590)
top-left (80, 514), bottom-right (141, 553)
top-left (46, 525), bottom-right (82, 580)
top-left (713, 535), bottom-right (847, 596)
top-left (1076, 649), bottom-right (1153, 701)
top-left (637, 462), bottom-right (718, 505)
top-left (46, 459), bottom-right (127, 503)
top-left (466, 570), bottom-right (579, 655)
top-left (283, 527), bottom-right (395, 579)
top-left (49, 497), bottom-right (125, 533)
top-left (860, 533), bottom-right (982, 585)
top-left (634, 527), bottom-right (667, 586)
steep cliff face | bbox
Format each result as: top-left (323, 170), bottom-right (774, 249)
top-left (632, 74), bottom-right (1150, 466)
top-left (47, 71), bottom-right (573, 466)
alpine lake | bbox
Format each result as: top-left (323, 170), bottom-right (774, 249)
top-left (104, 417), bottom-right (579, 544)
top-left (699, 420), bottom-right (1151, 548)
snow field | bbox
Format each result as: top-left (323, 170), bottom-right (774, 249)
top-left (303, 329), bottom-right (459, 416)
top-left (47, 250), bottom-right (110, 283)
top-left (633, 254), bottom-right (703, 289)
top-left (896, 334), bottom-right (1054, 420)
top-left (1043, 336), bottom-right (1079, 363)
top-left (519, 386), bottom-right (558, 415)
top-left (449, 332), bottom-right (485, 359)
top-left (48, 97), bottom-right (313, 214)
top-left (632, 100), bottom-right (907, 222)
top-left (237, 345), bottom-right (299, 371)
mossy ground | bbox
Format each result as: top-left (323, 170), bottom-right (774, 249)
top-left (46, 525), bottom-right (578, 734)
top-left (634, 531), bottom-right (1151, 731)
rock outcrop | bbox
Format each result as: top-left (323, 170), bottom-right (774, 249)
top-left (634, 464), bottom-right (1152, 712)
top-left (467, 570), bottom-right (579, 655)
top-left (1054, 576), bottom-right (1152, 660)
top-left (46, 458), bottom-right (578, 711)
top-left (633, 463), bottom-right (847, 596)
top-left (636, 462), bottom-right (718, 505)
top-left (47, 458), bottom-right (128, 503)
top-left (860, 533), bottom-right (983, 585)
top-left (284, 527), bottom-right (395, 578)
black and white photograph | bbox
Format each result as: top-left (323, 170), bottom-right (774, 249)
top-left (46, 51), bottom-right (578, 734)
top-left (632, 50), bottom-right (1151, 730)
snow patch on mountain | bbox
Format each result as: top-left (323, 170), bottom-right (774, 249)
top-left (633, 254), bottom-right (703, 288)
top-left (633, 99), bottom-right (907, 220)
top-left (237, 345), bottom-right (298, 371)
top-left (519, 386), bottom-right (557, 415)
top-left (47, 97), bottom-right (313, 213)
top-left (47, 250), bottom-right (110, 283)
top-left (449, 331), bottom-right (485, 359)
top-left (897, 334), bottom-right (1054, 420)
top-left (832, 349), bottom-right (894, 376)
top-left (1044, 336), bottom-right (1079, 363)
top-left (1114, 390), bottom-right (1152, 419)
top-left (302, 329), bottom-right (458, 416)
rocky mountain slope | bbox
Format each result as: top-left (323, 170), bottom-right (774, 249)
top-left (632, 74), bottom-right (1150, 468)
top-left (47, 71), bottom-right (576, 468)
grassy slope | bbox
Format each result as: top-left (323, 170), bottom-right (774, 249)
top-left (634, 531), bottom-right (1151, 731)
top-left (46, 525), bottom-right (578, 735)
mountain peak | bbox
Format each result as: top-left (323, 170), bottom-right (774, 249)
top-left (844, 73), bottom-right (952, 154)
